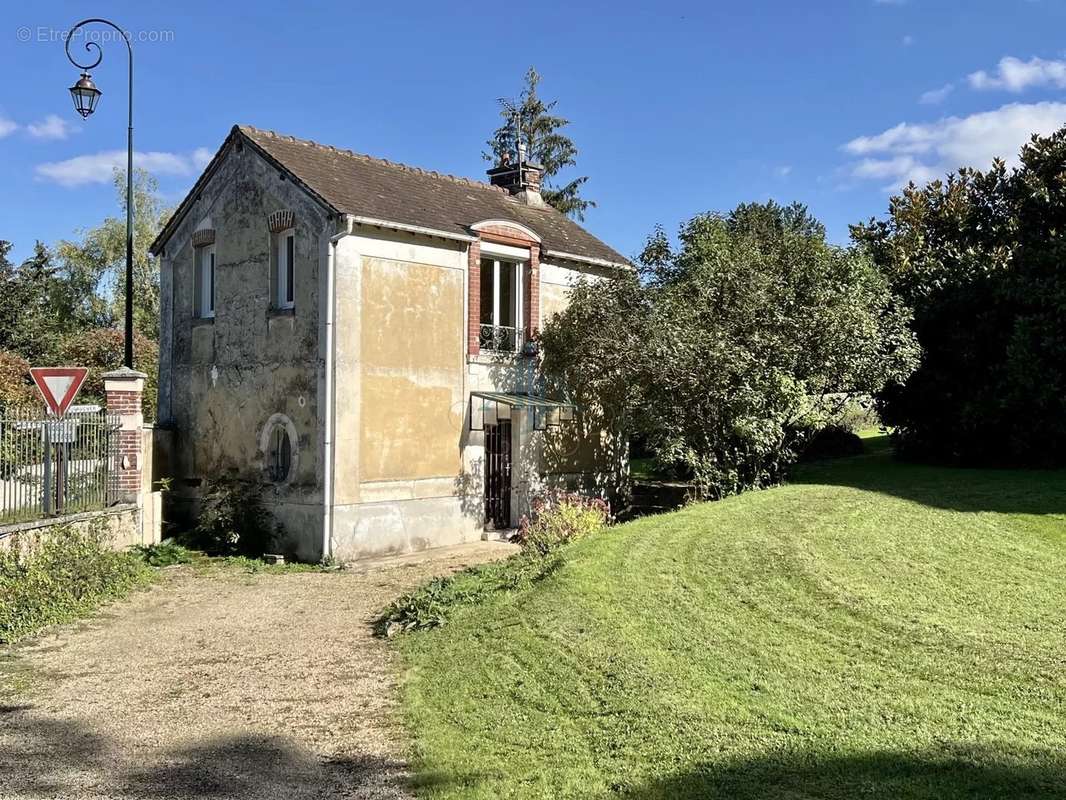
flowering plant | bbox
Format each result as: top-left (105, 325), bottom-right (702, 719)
top-left (515, 490), bottom-right (610, 557)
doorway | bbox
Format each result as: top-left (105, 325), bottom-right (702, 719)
top-left (484, 420), bottom-right (512, 529)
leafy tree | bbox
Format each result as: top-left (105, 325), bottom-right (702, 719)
top-left (486, 67), bottom-right (595, 220)
top-left (0, 242), bottom-right (18, 350)
top-left (540, 201), bottom-right (919, 498)
top-left (0, 351), bottom-right (36, 408)
top-left (0, 169), bottom-right (166, 420)
top-left (852, 127), bottom-right (1066, 465)
top-left (58, 328), bottom-right (158, 420)
top-left (0, 241), bottom-right (75, 365)
top-left (55, 168), bottom-right (170, 341)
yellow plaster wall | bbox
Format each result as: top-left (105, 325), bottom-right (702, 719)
top-left (359, 257), bottom-right (464, 482)
top-left (540, 282), bottom-right (571, 326)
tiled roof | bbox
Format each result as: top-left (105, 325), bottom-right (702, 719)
top-left (236, 125), bottom-right (629, 266)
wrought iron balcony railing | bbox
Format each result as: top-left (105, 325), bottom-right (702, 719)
top-left (479, 323), bottom-right (520, 353)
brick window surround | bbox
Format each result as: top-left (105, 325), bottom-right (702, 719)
top-left (468, 225), bottom-right (540, 356)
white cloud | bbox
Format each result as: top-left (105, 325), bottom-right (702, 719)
top-left (0, 117), bottom-right (17, 138)
top-left (850, 156), bottom-right (940, 185)
top-left (774, 165), bottom-right (793, 178)
top-left (35, 148), bottom-right (211, 187)
top-left (902, 34), bottom-right (915, 47)
top-left (191, 147), bottom-right (214, 170)
top-left (919, 83), bottom-right (954, 105)
top-left (968, 56), bottom-right (1066, 92)
top-left (843, 101), bottom-right (1066, 189)
top-left (26, 114), bottom-right (78, 141)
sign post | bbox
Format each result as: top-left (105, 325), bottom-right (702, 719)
top-left (42, 420), bottom-right (52, 515)
top-left (30, 367), bottom-right (88, 515)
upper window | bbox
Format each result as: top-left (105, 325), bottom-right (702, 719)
top-left (274, 229), bottom-right (295, 310)
top-left (479, 257), bottom-right (523, 352)
top-left (195, 245), bottom-right (216, 319)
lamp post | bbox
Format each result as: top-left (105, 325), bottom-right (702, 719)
top-left (64, 18), bottom-right (135, 370)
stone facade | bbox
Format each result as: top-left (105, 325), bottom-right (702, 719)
top-left (156, 140), bottom-right (331, 558)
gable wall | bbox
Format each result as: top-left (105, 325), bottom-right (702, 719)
top-left (157, 142), bottom-right (331, 557)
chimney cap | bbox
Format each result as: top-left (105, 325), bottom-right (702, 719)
top-left (486, 161), bottom-right (543, 178)
top-left (486, 161), bottom-right (544, 206)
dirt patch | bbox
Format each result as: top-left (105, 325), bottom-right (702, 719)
top-left (0, 541), bottom-right (515, 799)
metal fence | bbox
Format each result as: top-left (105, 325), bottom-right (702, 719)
top-left (0, 406), bottom-right (118, 525)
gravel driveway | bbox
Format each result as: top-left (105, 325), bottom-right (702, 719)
top-left (0, 541), bottom-right (515, 800)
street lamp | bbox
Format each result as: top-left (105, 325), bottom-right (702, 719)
top-left (64, 18), bottom-right (135, 370)
top-left (68, 73), bottom-right (101, 118)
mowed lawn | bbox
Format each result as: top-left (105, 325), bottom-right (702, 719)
top-left (397, 437), bottom-right (1066, 799)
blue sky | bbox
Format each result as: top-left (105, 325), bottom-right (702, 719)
top-left (3, 0), bottom-right (1066, 264)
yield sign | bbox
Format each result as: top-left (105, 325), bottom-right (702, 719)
top-left (30, 367), bottom-right (88, 417)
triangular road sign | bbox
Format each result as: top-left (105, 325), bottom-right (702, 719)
top-left (30, 367), bottom-right (88, 417)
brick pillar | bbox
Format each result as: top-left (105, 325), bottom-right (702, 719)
top-left (104, 368), bottom-right (146, 503)
top-left (526, 243), bottom-right (541, 341)
top-left (468, 239), bottom-right (482, 356)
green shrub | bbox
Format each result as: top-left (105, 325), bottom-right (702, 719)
top-left (377, 551), bottom-right (561, 636)
top-left (0, 351), bottom-right (35, 409)
top-left (0, 523), bottom-right (153, 643)
top-left (800, 425), bottom-right (865, 462)
top-left (541, 201), bottom-right (920, 500)
top-left (184, 477), bottom-right (279, 558)
top-left (515, 491), bottom-right (610, 557)
top-left (132, 540), bottom-right (197, 567)
top-left (836, 396), bottom-right (880, 433)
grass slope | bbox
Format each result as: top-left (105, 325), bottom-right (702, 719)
top-left (398, 437), bottom-right (1066, 799)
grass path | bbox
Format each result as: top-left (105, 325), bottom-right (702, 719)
top-left (398, 438), bottom-right (1066, 799)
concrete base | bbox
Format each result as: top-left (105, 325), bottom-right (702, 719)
top-left (330, 495), bottom-right (483, 562)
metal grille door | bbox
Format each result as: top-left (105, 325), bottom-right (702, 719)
top-left (485, 420), bottom-right (512, 529)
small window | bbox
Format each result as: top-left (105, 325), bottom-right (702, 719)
top-left (260, 413), bottom-right (298, 485)
top-left (267, 423), bottom-right (292, 483)
top-left (275, 230), bottom-right (295, 310)
top-left (196, 245), bottom-right (216, 318)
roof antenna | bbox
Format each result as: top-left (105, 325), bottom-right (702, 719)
top-left (513, 109), bottom-right (526, 180)
top-left (498, 97), bottom-right (525, 183)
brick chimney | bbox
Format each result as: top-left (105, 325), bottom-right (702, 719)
top-left (487, 159), bottom-right (545, 207)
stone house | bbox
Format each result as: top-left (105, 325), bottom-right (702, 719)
top-left (150, 125), bottom-right (630, 561)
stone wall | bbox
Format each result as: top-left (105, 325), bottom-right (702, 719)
top-left (0, 504), bottom-right (141, 556)
top-left (156, 139), bottom-right (332, 558)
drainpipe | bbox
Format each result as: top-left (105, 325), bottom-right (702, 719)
top-left (322, 214), bottom-right (354, 562)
